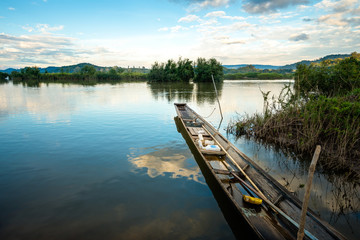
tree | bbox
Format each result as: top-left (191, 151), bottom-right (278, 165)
top-left (80, 65), bottom-right (96, 75)
top-left (194, 58), bottom-right (223, 82)
top-left (21, 67), bottom-right (40, 80)
top-left (164, 59), bottom-right (178, 82)
top-left (148, 61), bottom-right (166, 82)
top-left (176, 58), bottom-right (194, 82)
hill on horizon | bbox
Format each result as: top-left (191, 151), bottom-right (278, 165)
top-left (222, 53), bottom-right (351, 70)
top-left (0, 53), bottom-right (353, 73)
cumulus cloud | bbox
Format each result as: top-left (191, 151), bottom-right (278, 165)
top-left (204, 11), bottom-right (245, 21)
top-left (223, 39), bottom-right (246, 45)
top-left (0, 33), bottom-right (107, 68)
top-left (187, 0), bottom-right (231, 11)
top-left (315, 0), bottom-right (357, 13)
top-left (178, 14), bottom-right (201, 23)
top-left (315, 0), bottom-right (359, 27)
top-left (22, 24), bottom-right (64, 33)
top-left (289, 33), bottom-right (309, 41)
top-left (243, 0), bottom-right (309, 14)
top-left (204, 11), bottom-right (226, 18)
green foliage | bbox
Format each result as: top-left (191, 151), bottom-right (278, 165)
top-left (228, 55), bottom-right (360, 172)
top-left (177, 58), bottom-right (195, 82)
top-left (295, 55), bottom-right (360, 97)
top-left (148, 58), bottom-right (194, 82)
top-left (225, 72), bottom-right (293, 80)
top-left (80, 65), bottom-right (96, 75)
top-left (0, 72), bottom-right (9, 82)
top-left (9, 65), bottom-right (146, 85)
top-left (21, 67), bottom-right (41, 79)
top-left (193, 58), bottom-right (223, 82)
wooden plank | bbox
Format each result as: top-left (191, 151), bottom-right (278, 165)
top-left (187, 127), bottom-right (210, 136)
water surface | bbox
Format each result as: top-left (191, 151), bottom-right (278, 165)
top-left (0, 80), bottom-right (358, 239)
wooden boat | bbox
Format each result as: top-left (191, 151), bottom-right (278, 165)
top-left (174, 103), bottom-right (345, 240)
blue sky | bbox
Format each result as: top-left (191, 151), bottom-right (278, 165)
top-left (0, 0), bottom-right (359, 69)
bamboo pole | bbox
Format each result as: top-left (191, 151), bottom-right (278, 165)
top-left (231, 172), bottom-right (318, 240)
top-left (297, 145), bottom-right (321, 240)
top-left (202, 126), bottom-right (268, 201)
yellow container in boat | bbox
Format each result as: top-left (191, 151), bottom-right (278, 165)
top-left (243, 195), bottom-right (262, 205)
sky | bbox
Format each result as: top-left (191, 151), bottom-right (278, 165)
top-left (0, 0), bottom-right (359, 69)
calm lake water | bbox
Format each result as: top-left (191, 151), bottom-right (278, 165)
top-left (0, 80), bottom-right (359, 240)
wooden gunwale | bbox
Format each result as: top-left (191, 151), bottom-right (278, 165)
top-left (174, 103), bottom-right (346, 240)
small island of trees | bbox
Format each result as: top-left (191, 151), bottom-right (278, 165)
top-left (147, 57), bottom-right (223, 83)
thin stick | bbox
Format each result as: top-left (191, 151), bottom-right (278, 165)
top-left (231, 172), bottom-right (318, 240)
top-left (211, 74), bottom-right (223, 130)
top-left (297, 145), bottom-right (321, 240)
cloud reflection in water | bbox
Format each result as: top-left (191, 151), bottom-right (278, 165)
top-left (128, 142), bottom-right (205, 185)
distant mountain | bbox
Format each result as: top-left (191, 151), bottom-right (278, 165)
top-left (223, 53), bottom-right (351, 70)
top-left (0, 53), bottom-right (353, 73)
top-left (0, 63), bottom-right (149, 74)
top-left (223, 64), bottom-right (280, 70)
top-left (0, 63), bottom-right (107, 74)
top-left (1, 68), bottom-right (18, 74)
top-left (280, 54), bottom-right (351, 70)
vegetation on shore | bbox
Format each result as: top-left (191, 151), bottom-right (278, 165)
top-left (10, 65), bottom-right (147, 85)
top-left (224, 64), bottom-right (294, 80)
top-left (148, 57), bottom-right (223, 83)
top-left (227, 52), bottom-right (360, 175)
top-left (0, 72), bottom-right (9, 83)
top-left (224, 72), bottom-right (293, 80)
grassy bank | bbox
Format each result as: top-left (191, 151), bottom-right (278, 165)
top-left (224, 72), bottom-right (293, 80)
top-left (10, 67), bottom-right (147, 86)
top-left (227, 54), bottom-right (360, 176)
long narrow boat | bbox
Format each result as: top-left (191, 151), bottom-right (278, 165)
top-left (174, 103), bottom-right (345, 240)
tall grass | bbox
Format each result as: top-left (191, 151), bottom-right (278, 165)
top-left (228, 86), bottom-right (360, 173)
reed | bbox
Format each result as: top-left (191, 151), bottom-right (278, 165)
top-left (227, 87), bottom-right (360, 174)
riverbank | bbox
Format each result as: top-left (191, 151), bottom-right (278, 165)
top-left (227, 55), bottom-right (360, 180)
top-left (224, 72), bottom-right (293, 80)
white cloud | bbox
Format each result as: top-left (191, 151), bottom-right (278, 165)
top-left (170, 25), bottom-right (189, 32)
top-left (243, 0), bottom-right (309, 14)
top-left (188, 0), bottom-right (230, 12)
top-left (158, 27), bottom-right (169, 32)
top-left (204, 11), bottom-right (246, 21)
top-left (22, 24), bottom-right (64, 33)
top-left (178, 15), bottom-right (201, 23)
top-left (222, 15), bottom-right (246, 21)
top-left (315, 0), bottom-right (357, 12)
top-left (204, 11), bottom-right (226, 18)
top-left (8, 7), bottom-right (15, 11)
top-left (315, 0), bottom-right (359, 27)
top-left (318, 13), bottom-right (347, 26)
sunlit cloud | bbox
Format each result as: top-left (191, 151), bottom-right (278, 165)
top-left (204, 11), bottom-right (226, 18)
top-left (188, 0), bottom-right (231, 12)
top-left (128, 145), bottom-right (205, 184)
top-left (8, 7), bottom-right (15, 11)
top-left (178, 14), bottom-right (201, 23)
top-left (243, 0), bottom-right (309, 14)
top-left (22, 24), bottom-right (64, 33)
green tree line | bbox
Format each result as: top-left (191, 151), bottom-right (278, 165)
top-left (148, 57), bottom-right (223, 83)
top-left (10, 65), bottom-right (147, 85)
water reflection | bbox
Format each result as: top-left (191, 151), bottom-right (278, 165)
top-left (148, 81), bottom-right (223, 104)
top-left (128, 142), bottom-right (205, 184)
top-left (148, 82), bottom-right (194, 102)
top-left (1, 80), bottom-right (358, 239)
top-left (231, 137), bottom-right (360, 239)
top-left (194, 82), bottom-right (223, 104)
